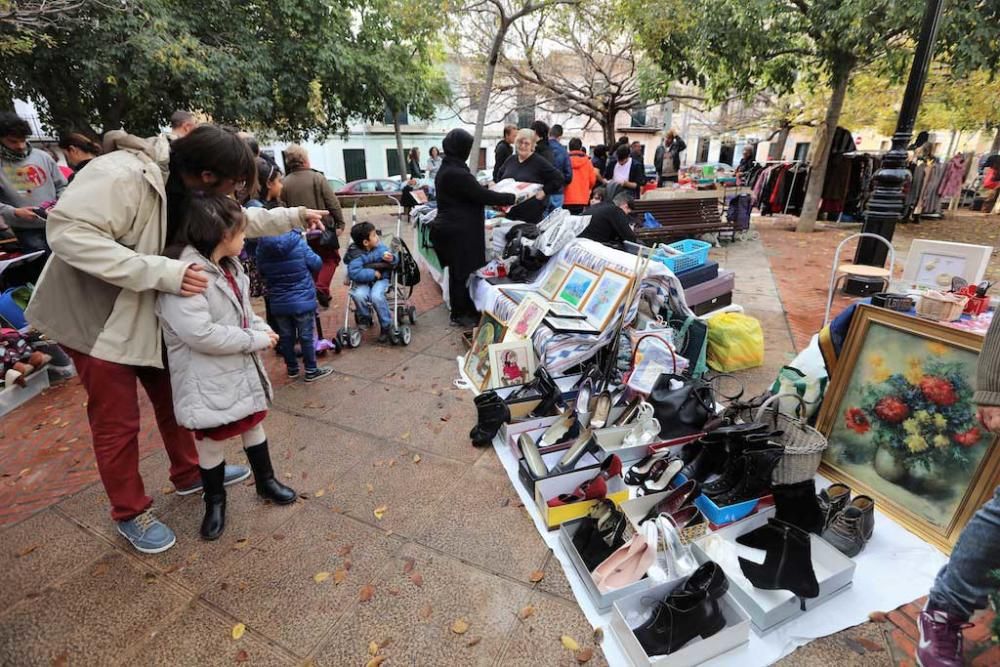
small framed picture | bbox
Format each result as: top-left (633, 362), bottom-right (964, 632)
top-left (462, 312), bottom-right (507, 392)
top-left (499, 287), bottom-right (526, 305)
top-left (543, 316), bottom-right (599, 334)
top-left (539, 262), bottom-right (571, 300)
top-left (555, 264), bottom-right (599, 308)
top-left (547, 301), bottom-right (586, 319)
top-left (504, 294), bottom-right (549, 341)
top-left (580, 267), bottom-right (633, 330)
top-left (488, 340), bottom-right (536, 389)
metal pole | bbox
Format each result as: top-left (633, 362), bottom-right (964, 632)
top-left (854, 0), bottom-right (945, 272)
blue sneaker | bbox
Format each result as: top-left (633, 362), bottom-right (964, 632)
top-left (176, 464), bottom-right (252, 496)
top-left (117, 511), bottom-right (176, 554)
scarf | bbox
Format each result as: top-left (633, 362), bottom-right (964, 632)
top-left (0, 142), bottom-right (31, 162)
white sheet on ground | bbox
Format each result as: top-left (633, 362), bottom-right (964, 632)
top-left (490, 436), bottom-right (948, 666)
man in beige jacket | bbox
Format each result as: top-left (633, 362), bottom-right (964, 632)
top-left (26, 125), bottom-right (324, 554)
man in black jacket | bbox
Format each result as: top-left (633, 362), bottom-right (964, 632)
top-left (432, 128), bottom-right (517, 327)
top-left (580, 192), bottom-right (637, 248)
top-left (493, 124), bottom-right (516, 183)
top-left (531, 120), bottom-right (555, 165)
top-left (604, 144), bottom-right (646, 199)
top-left (654, 130), bottom-right (686, 185)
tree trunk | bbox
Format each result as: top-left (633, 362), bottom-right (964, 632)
top-left (393, 112), bottom-right (407, 180)
top-left (991, 127), bottom-right (1000, 154)
top-left (768, 124), bottom-right (791, 160)
top-left (470, 22), bottom-right (508, 171)
top-left (945, 129), bottom-right (958, 158)
top-left (796, 69), bottom-right (851, 233)
top-left (603, 108), bottom-right (616, 147)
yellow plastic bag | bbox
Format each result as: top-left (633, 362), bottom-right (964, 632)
top-left (706, 312), bottom-right (764, 372)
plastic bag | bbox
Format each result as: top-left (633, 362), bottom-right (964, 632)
top-left (643, 212), bottom-right (661, 229)
top-left (706, 312), bottom-right (764, 372)
top-left (626, 332), bottom-right (689, 394)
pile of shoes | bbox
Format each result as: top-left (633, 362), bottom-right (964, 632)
top-left (676, 422), bottom-right (784, 507)
top-left (632, 561), bottom-right (730, 656)
top-left (469, 368), bottom-right (565, 447)
top-left (1, 328), bottom-right (51, 389)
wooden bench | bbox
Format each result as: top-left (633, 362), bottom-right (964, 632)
top-left (630, 196), bottom-right (732, 244)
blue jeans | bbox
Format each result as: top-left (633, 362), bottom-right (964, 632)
top-left (929, 484), bottom-right (1000, 619)
top-left (273, 311), bottom-right (317, 373)
top-left (351, 279), bottom-right (392, 328)
top-left (546, 193), bottom-right (564, 214)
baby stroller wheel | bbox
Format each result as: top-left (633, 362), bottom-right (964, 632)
top-left (399, 325), bottom-right (412, 346)
top-left (388, 327), bottom-right (401, 345)
top-left (348, 328), bottom-right (362, 348)
top-left (407, 305), bottom-right (417, 324)
top-left (336, 327), bottom-right (351, 348)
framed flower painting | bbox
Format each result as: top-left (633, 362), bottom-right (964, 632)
top-left (816, 305), bottom-right (1000, 553)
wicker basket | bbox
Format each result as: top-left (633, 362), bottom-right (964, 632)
top-left (754, 394), bottom-right (828, 485)
top-left (916, 291), bottom-right (968, 322)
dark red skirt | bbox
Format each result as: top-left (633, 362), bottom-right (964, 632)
top-left (194, 410), bottom-right (268, 441)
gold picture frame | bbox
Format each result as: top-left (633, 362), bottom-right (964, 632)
top-left (579, 267), bottom-right (633, 331)
top-left (554, 264), bottom-right (599, 309)
top-left (815, 305), bottom-right (1000, 553)
top-left (462, 312), bottom-right (507, 392)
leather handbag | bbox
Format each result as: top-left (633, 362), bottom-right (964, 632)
top-left (648, 373), bottom-right (716, 437)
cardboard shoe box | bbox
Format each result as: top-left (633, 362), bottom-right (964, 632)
top-left (517, 448), bottom-right (604, 494)
top-left (534, 469), bottom-right (629, 530)
top-left (691, 510), bottom-right (856, 634)
top-left (611, 578), bottom-right (750, 667)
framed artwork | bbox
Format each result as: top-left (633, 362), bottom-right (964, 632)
top-left (580, 267), bottom-right (633, 330)
top-left (504, 294), bottom-right (548, 342)
top-left (898, 240), bottom-right (992, 292)
top-left (547, 301), bottom-right (586, 319)
top-left (543, 316), bottom-right (599, 334)
top-left (462, 312), bottom-right (507, 392)
top-left (498, 287), bottom-right (527, 305)
top-left (488, 340), bottom-right (536, 389)
top-left (816, 305), bottom-right (1000, 553)
top-left (539, 263), bottom-right (571, 300)
top-left (555, 264), bottom-right (599, 308)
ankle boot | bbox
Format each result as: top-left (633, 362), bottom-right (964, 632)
top-left (736, 480), bottom-right (824, 549)
top-left (679, 438), bottom-right (728, 482)
top-left (711, 445), bottom-right (784, 506)
top-left (199, 462), bottom-right (227, 540)
top-left (633, 590), bottom-right (726, 656)
top-left (738, 518), bottom-right (819, 610)
top-left (700, 434), bottom-right (773, 495)
top-left (245, 441), bottom-right (297, 504)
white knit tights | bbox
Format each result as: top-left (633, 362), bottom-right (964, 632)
top-left (195, 424), bottom-right (268, 469)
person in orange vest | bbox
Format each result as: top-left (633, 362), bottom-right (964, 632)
top-left (564, 138), bottom-right (598, 214)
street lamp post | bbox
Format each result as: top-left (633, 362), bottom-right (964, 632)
top-left (849, 0), bottom-right (946, 292)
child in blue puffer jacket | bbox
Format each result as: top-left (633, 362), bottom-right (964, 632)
top-left (345, 222), bottom-right (398, 343)
top-left (256, 230), bottom-right (334, 382)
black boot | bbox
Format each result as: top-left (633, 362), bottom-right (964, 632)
top-left (199, 462), bottom-right (227, 540)
top-left (633, 590), bottom-right (726, 656)
top-left (245, 441), bottom-right (297, 504)
top-left (737, 480), bottom-right (825, 549)
top-left (738, 519), bottom-right (819, 610)
top-left (711, 445), bottom-right (784, 506)
top-left (680, 438), bottom-right (728, 482)
top-left (470, 395), bottom-right (510, 447)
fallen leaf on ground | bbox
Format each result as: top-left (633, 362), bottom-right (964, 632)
top-left (499, 498), bottom-right (510, 508)
top-left (56, 446), bottom-right (70, 452)
top-left (388, 459), bottom-right (397, 467)
top-left (388, 586), bottom-right (400, 595)
top-left (314, 489), bottom-right (325, 497)
top-left (575, 647), bottom-right (594, 663)
top-left (92, 562), bottom-right (110, 577)
top-left (143, 572), bottom-right (157, 584)
top-left (410, 572), bottom-right (423, 587)
top-left (593, 627), bottom-right (604, 644)
top-left (15, 544), bottom-right (40, 558)
top-left (366, 483), bottom-right (374, 494)
top-left (400, 431), bottom-right (411, 440)
top-left (343, 559), bottom-right (352, 571)
top-left (235, 648), bottom-right (250, 663)
top-left (402, 556), bottom-right (415, 574)
top-left (368, 641), bottom-right (379, 655)
top-left (518, 605), bottom-right (535, 620)
top-left (529, 570), bottom-right (545, 583)
top-left (338, 544), bottom-right (353, 557)
top-left (466, 636), bottom-right (481, 647)
top-left (233, 538), bottom-right (249, 550)
top-left (160, 486), bottom-right (173, 495)
top-left (451, 618), bottom-right (470, 634)
top-left (440, 415), bottom-right (451, 422)
top-left (272, 533), bottom-right (285, 541)
top-left (334, 569), bottom-right (348, 584)
top-left (419, 604), bottom-right (433, 620)
top-left (313, 572), bottom-right (331, 583)
top-left (232, 623), bottom-right (246, 640)
top-left (364, 657), bottom-right (385, 667)
top-left (412, 454), bottom-right (421, 463)
top-left (561, 635), bottom-right (580, 651)
top-left (359, 584), bottom-right (375, 602)
top-left (373, 505), bottom-right (388, 520)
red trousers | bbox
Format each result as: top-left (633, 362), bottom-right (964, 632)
top-left (308, 240), bottom-right (341, 297)
top-left (66, 348), bottom-right (200, 521)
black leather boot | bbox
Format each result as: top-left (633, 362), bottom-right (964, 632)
top-left (199, 462), bottom-right (227, 540)
top-left (633, 589), bottom-right (726, 656)
top-left (737, 480), bottom-right (825, 549)
top-left (680, 438), bottom-right (728, 482)
top-left (711, 445), bottom-right (784, 506)
top-left (738, 518), bottom-right (819, 610)
top-left (245, 441), bottom-right (297, 504)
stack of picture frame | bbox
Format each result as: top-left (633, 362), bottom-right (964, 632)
top-left (540, 262), bottom-right (634, 334)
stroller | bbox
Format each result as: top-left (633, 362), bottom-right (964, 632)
top-left (337, 195), bottom-right (420, 348)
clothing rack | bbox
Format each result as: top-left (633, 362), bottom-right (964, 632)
top-left (756, 160), bottom-right (805, 216)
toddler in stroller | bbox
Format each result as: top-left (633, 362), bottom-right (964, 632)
top-left (345, 222), bottom-right (399, 344)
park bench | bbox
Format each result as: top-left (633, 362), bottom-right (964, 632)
top-left (630, 194), bottom-right (732, 244)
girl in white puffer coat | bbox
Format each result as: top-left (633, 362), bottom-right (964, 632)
top-left (156, 195), bottom-right (297, 541)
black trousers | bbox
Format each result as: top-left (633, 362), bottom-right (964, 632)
top-left (430, 228), bottom-right (481, 319)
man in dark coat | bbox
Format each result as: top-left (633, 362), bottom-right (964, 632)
top-left (604, 144), bottom-right (646, 200)
top-left (580, 192), bottom-right (637, 248)
top-left (431, 128), bottom-right (516, 327)
top-left (531, 120), bottom-right (555, 165)
top-left (493, 124), bottom-right (516, 183)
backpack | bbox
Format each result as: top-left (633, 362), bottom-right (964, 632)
top-left (393, 236), bottom-right (421, 289)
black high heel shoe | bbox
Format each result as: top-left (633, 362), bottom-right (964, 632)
top-left (737, 480), bottom-right (825, 550)
top-left (738, 519), bottom-right (819, 611)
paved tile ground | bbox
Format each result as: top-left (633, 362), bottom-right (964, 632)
top-left (1, 207), bottom-right (997, 665)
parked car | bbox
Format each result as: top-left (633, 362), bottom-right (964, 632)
top-left (336, 179), bottom-right (403, 196)
top-left (327, 177), bottom-right (346, 192)
top-left (686, 162), bottom-right (735, 177)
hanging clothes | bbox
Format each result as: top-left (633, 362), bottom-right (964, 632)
top-left (921, 162), bottom-right (945, 215)
top-left (937, 154), bottom-right (966, 198)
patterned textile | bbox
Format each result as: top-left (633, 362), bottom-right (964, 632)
top-left (471, 239), bottom-right (692, 373)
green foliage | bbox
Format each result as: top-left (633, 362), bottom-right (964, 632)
top-left (0, 0), bottom-right (448, 139)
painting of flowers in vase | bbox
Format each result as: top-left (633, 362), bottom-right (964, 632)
top-left (818, 306), bottom-right (1000, 551)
